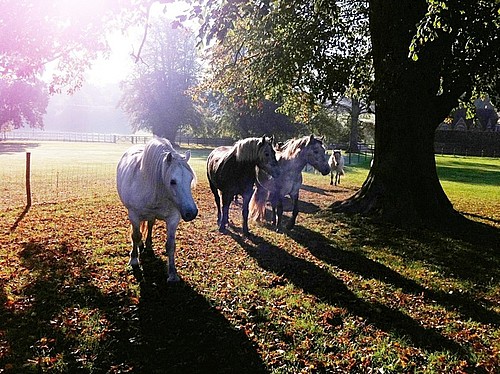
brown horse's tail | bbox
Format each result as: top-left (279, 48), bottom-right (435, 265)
top-left (249, 185), bottom-right (269, 222)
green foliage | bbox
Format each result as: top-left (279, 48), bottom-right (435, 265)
top-left (193, 0), bottom-right (373, 123)
top-left (411, 0), bottom-right (500, 106)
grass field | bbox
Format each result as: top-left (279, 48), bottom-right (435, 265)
top-left (0, 141), bottom-right (499, 373)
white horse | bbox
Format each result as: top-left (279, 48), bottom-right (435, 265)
top-left (117, 137), bottom-right (198, 282)
top-left (250, 135), bottom-right (330, 232)
top-left (329, 150), bottom-right (345, 185)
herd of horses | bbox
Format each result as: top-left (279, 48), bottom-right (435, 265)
top-left (117, 135), bottom-right (345, 282)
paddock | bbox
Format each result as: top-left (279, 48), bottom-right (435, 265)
top-left (0, 141), bottom-right (498, 372)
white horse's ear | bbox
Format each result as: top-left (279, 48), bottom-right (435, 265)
top-left (184, 150), bottom-right (191, 161)
top-left (166, 152), bottom-right (173, 163)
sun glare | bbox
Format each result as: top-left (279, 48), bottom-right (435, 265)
top-left (86, 1), bottom-right (192, 85)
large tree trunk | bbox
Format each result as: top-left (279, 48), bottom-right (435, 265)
top-left (331, 0), bottom-right (465, 227)
top-left (348, 98), bottom-right (361, 153)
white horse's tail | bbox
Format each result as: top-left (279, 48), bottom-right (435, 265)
top-left (249, 185), bottom-right (269, 222)
top-left (337, 156), bottom-right (345, 175)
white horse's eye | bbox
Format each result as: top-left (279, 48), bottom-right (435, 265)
top-left (170, 179), bottom-right (177, 185)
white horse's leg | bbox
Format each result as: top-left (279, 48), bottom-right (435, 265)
top-left (165, 219), bottom-right (180, 282)
top-left (144, 219), bottom-right (155, 253)
top-left (275, 198), bottom-right (284, 233)
top-left (129, 223), bottom-right (142, 268)
top-left (286, 193), bottom-right (300, 230)
top-left (330, 170), bottom-right (334, 185)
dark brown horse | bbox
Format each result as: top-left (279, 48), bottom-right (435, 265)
top-left (207, 136), bottom-right (280, 235)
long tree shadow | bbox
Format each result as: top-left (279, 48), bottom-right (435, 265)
top-left (228, 232), bottom-right (471, 362)
top-left (317, 214), bottom-right (500, 288)
top-left (135, 254), bottom-right (267, 373)
top-left (287, 224), bottom-right (499, 326)
top-left (0, 141), bottom-right (39, 154)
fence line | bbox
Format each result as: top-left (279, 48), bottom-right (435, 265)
top-left (0, 163), bottom-right (117, 211)
top-left (1, 131), bottom-right (236, 147)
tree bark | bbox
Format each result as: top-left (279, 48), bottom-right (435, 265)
top-left (331, 0), bottom-right (465, 228)
top-left (349, 98), bottom-right (361, 153)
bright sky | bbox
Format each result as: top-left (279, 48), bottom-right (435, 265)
top-left (86, 1), bottom-right (192, 85)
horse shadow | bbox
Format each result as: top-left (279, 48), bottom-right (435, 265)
top-left (300, 184), bottom-right (329, 195)
top-left (0, 241), bottom-right (131, 371)
top-left (228, 232), bottom-right (469, 359)
top-left (0, 241), bottom-right (266, 373)
top-left (134, 254), bottom-right (267, 373)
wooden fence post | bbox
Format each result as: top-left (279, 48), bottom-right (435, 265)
top-left (26, 152), bottom-right (31, 207)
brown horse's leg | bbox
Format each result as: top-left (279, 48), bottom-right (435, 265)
top-left (241, 191), bottom-right (252, 236)
top-left (209, 180), bottom-right (222, 226)
top-left (220, 193), bottom-right (232, 233)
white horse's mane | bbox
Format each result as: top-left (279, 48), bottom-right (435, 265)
top-left (140, 137), bottom-right (196, 194)
top-left (280, 135), bottom-right (323, 159)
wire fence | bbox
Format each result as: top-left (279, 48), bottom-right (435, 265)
top-left (0, 163), bottom-right (117, 211)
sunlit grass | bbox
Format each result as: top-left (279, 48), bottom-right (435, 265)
top-left (0, 141), bottom-right (498, 372)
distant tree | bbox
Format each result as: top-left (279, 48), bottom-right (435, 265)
top-left (119, 17), bottom-right (202, 141)
top-left (0, 0), bottom-right (150, 131)
top-left (235, 100), bottom-right (298, 139)
top-left (308, 107), bottom-right (349, 146)
top-left (0, 79), bottom-right (48, 130)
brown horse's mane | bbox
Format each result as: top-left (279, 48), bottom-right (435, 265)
top-left (224, 137), bottom-right (268, 163)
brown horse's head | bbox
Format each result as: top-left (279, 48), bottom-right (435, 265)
top-left (257, 136), bottom-right (280, 178)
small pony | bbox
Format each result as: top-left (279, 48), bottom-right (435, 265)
top-left (207, 136), bottom-right (280, 235)
top-left (117, 137), bottom-right (198, 282)
top-left (250, 135), bottom-right (330, 231)
top-left (329, 150), bottom-right (345, 185)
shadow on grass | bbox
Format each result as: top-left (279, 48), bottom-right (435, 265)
top-left (287, 223), bottom-right (499, 326)
top-left (135, 254), bottom-right (267, 373)
top-left (0, 241), bottom-right (266, 373)
top-left (228, 232), bottom-right (468, 359)
top-left (0, 141), bottom-right (39, 154)
top-left (9, 205), bottom-right (30, 232)
top-left (437, 165), bottom-right (500, 186)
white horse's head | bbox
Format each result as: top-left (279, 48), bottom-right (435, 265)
top-left (163, 151), bottom-right (198, 222)
top-left (304, 135), bottom-right (330, 175)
